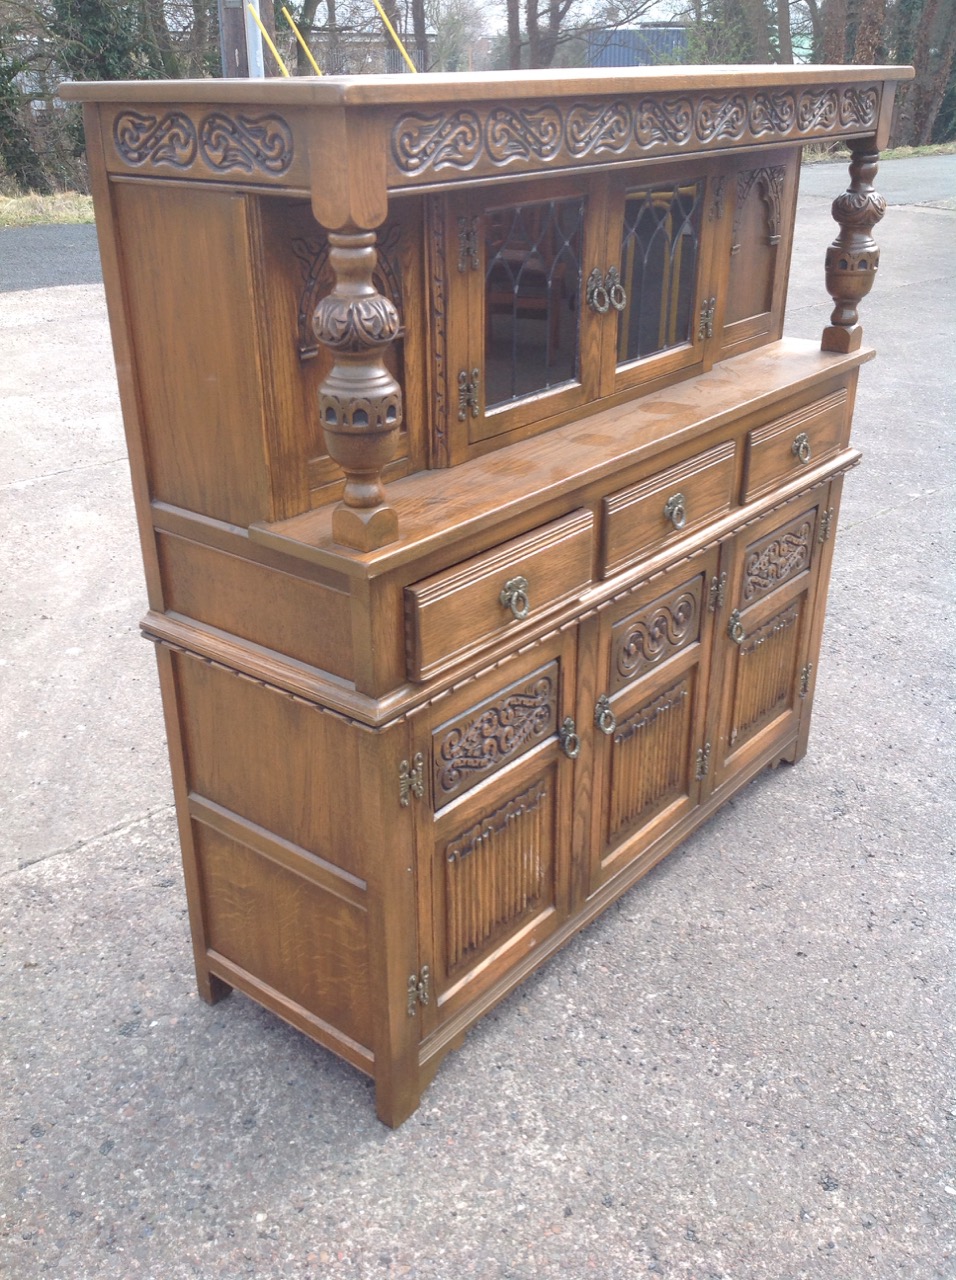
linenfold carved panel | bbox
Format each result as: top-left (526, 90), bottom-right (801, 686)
top-left (612, 575), bottom-right (703, 691)
top-left (388, 85), bottom-right (881, 185)
top-left (443, 777), bottom-right (552, 973)
top-left (432, 663), bottom-right (558, 805)
top-left (729, 601), bottom-right (801, 746)
top-left (608, 677), bottom-right (691, 840)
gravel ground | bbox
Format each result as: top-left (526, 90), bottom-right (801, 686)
top-left (1, 156), bottom-right (954, 1280)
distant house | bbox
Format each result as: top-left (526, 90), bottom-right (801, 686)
top-left (586, 25), bottom-right (688, 67)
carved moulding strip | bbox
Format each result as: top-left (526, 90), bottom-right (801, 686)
top-left (743, 516), bottom-right (814, 603)
top-left (428, 194), bottom-right (449, 465)
top-left (612, 575), bottom-right (703, 691)
top-left (111, 108), bottom-right (293, 177)
top-left (433, 664), bottom-right (558, 804)
top-left (388, 84), bottom-right (881, 185)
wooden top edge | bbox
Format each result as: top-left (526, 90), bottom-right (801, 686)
top-left (58, 64), bottom-right (914, 107)
top-left (251, 339), bottom-right (876, 578)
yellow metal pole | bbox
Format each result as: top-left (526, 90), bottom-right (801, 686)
top-left (247, 4), bottom-right (291, 76)
top-left (370, 0), bottom-right (418, 73)
top-left (281, 6), bottom-right (322, 75)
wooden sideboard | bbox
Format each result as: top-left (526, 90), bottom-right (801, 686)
top-left (63, 64), bottom-right (911, 1126)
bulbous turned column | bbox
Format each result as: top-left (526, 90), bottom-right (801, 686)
top-left (313, 230), bottom-right (402, 551)
top-left (821, 140), bottom-right (887, 354)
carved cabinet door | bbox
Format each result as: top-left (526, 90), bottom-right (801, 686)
top-left (410, 633), bottom-right (577, 1035)
top-left (581, 547), bottom-right (721, 898)
top-left (708, 487), bottom-right (832, 790)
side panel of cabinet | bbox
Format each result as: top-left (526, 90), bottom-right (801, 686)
top-left (412, 635), bottom-right (577, 1032)
top-left (708, 487), bottom-right (830, 790)
top-left (583, 548), bottom-right (720, 897)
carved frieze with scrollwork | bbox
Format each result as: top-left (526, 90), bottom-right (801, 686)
top-left (432, 665), bottom-right (557, 804)
top-left (743, 516), bottom-right (815, 603)
top-left (612, 577), bottom-right (703, 691)
top-left (387, 84), bottom-right (882, 186)
top-left (109, 108), bottom-right (298, 181)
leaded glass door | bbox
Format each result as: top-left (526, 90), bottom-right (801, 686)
top-left (605, 164), bottom-right (720, 395)
top-left (443, 177), bottom-right (607, 458)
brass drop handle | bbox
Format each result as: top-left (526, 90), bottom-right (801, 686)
top-left (792, 431), bottom-right (812, 464)
top-left (586, 267), bottom-right (610, 314)
top-left (499, 576), bottom-right (531, 621)
top-left (595, 694), bottom-right (617, 735)
top-left (558, 716), bottom-right (581, 759)
top-left (727, 609), bottom-right (746, 645)
top-left (606, 266), bottom-right (627, 312)
top-left (663, 491), bottom-right (687, 530)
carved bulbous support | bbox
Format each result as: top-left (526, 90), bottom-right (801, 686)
top-left (313, 230), bottom-right (402, 550)
top-left (821, 141), bottom-right (886, 354)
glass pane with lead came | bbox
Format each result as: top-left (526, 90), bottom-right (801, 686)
top-left (617, 180), bottom-right (703, 365)
top-left (484, 196), bottom-right (584, 409)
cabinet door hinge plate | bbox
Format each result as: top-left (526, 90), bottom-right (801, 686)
top-left (698, 296), bottom-right (716, 341)
top-left (708, 572), bottom-right (727, 613)
top-left (399, 753), bottom-right (424, 807)
top-left (818, 508), bottom-right (834, 543)
top-left (407, 966), bottom-right (430, 1016)
top-left (695, 741), bottom-right (711, 781)
top-left (457, 216), bottom-right (479, 272)
top-left (799, 662), bottom-right (813, 699)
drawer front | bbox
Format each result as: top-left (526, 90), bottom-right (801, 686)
top-left (405, 509), bottom-right (594, 681)
top-left (602, 440), bottom-right (736, 575)
top-left (742, 390), bottom-right (848, 502)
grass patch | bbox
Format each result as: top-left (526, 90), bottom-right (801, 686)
top-left (803, 140), bottom-right (956, 164)
top-left (0, 192), bottom-right (95, 227)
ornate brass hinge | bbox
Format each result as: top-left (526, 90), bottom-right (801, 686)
top-left (708, 572), bottom-right (727, 613)
top-left (799, 662), bottom-right (813, 698)
top-left (457, 368), bottom-right (480, 420)
top-left (695, 742), bottom-right (711, 781)
top-left (818, 508), bottom-right (834, 543)
top-left (399, 753), bottom-right (424, 807)
top-left (407, 966), bottom-right (430, 1017)
top-left (698, 296), bottom-right (716, 341)
top-left (457, 216), bottom-right (479, 272)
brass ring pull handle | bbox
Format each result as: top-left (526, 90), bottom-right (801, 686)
top-left (606, 266), bottom-right (627, 312)
top-left (586, 267), bottom-right (610, 314)
top-left (594, 694), bottom-right (617, 735)
top-left (663, 491), bottom-right (687, 530)
top-left (727, 609), bottom-right (746, 645)
top-left (499, 576), bottom-right (531, 621)
top-left (792, 431), bottom-right (812, 464)
top-left (558, 717), bottom-right (581, 759)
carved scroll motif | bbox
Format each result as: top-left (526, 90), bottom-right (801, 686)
top-left (798, 89), bottom-right (839, 133)
top-left (392, 109), bottom-right (482, 174)
top-left (743, 519), bottom-right (814, 602)
top-left (486, 105), bottom-right (563, 163)
top-left (198, 113), bottom-right (293, 174)
top-left (614, 578), bottom-right (702, 688)
top-left (749, 91), bottom-right (797, 135)
top-left (839, 86), bottom-right (880, 127)
top-left (113, 111), bottom-right (197, 168)
top-left (434, 671), bottom-right (556, 801)
top-left (634, 97), bottom-right (694, 146)
top-left (696, 94), bottom-right (749, 142)
top-left (565, 101), bottom-right (632, 156)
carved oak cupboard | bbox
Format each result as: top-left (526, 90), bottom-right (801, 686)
top-left (62, 64), bottom-right (910, 1126)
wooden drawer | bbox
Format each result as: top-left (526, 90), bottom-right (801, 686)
top-left (602, 440), bottom-right (736, 575)
top-left (405, 509), bottom-right (594, 682)
top-left (742, 390), bottom-right (848, 502)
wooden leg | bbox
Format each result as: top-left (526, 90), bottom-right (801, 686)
top-left (197, 970), bottom-right (233, 1005)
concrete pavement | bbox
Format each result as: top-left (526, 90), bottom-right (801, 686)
top-left (1, 156), bottom-right (954, 1280)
